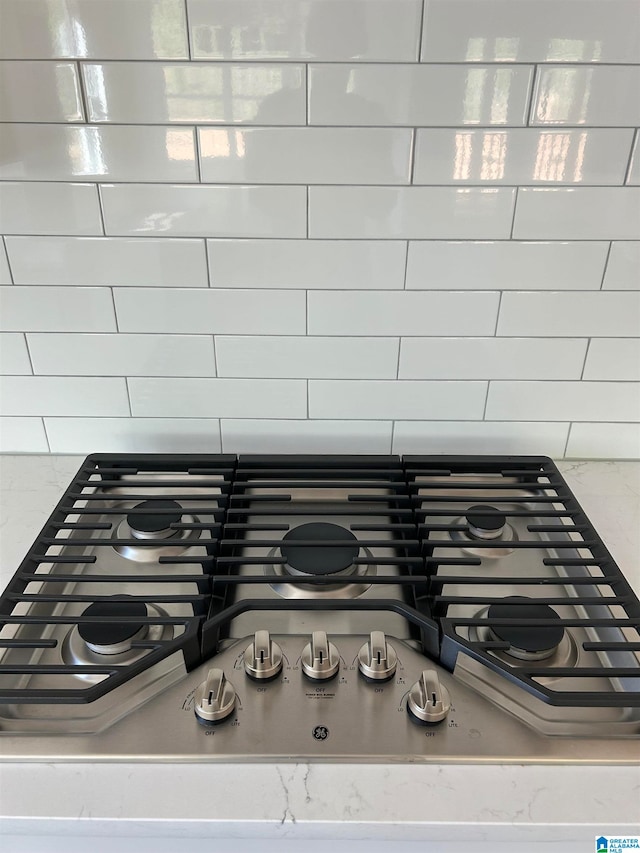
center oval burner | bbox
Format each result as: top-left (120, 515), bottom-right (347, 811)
top-left (280, 522), bottom-right (360, 577)
top-left (78, 599), bottom-right (148, 655)
top-left (465, 504), bottom-right (507, 540)
top-left (487, 597), bottom-right (565, 661)
top-left (127, 499), bottom-right (182, 541)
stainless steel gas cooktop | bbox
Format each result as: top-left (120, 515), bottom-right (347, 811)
top-left (0, 453), bottom-right (638, 763)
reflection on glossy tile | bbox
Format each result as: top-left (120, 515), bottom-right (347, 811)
top-left (566, 423), bottom-right (640, 459)
top-left (0, 286), bottom-right (116, 332)
top-left (513, 187), bottom-right (640, 239)
top-left (583, 339), bottom-right (640, 381)
top-left (421, 0), bottom-right (640, 63)
top-left (308, 64), bottom-right (533, 126)
top-left (532, 65), bottom-right (640, 126)
top-left (207, 239), bottom-right (407, 289)
top-left (0, 376), bottom-right (129, 416)
top-left (113, 288), bottom-right (305, 334)
top-left (216, 336), bottom-right (399, 378)
top-left (603, 242), bottom-right (640, 290)
top-left (413, 129), bottom-right (633, 185)
top-left (27, 333), bottom-right (216, 377)
top-left (393, 421), bottom-right (569, 457)
top-left (199, 128), bottom-right (411, 184)
top-left (309, 187), bottom-right (515, 239)
top-left (129, 377), bottom-right (306, 418)
top-left (189, 0), bottom-right (422, 61)
top-left (0, 0), bottom-right (188, 59)
top-left (83, 62), bottom-right (306, 124)
top-left (399, 337), bottom-right (587, 379)
top-left (221, 419), bottom-right (393, 454)
top-left (309, 379), bottom-right (486, 420)
top-left (45, 418), bottom-right (222, 454)
top-left (0, 61), bottom-right (83, 121)
top-left (0, 125), bottom-right (197, 183)
top-left (0, 333), bottom-right (32, 374)
top-left (5, 236), bottom-right (208, 287)
top-left (627, 133), bottom-right (640, 185)
top-left (406, 240), bottom-right (609, 290)
top-left (486, 381), bottom-right (640, 422)
top-left (0, 418), bottom-right (48, 452)
top-left (100, 184), bottom-right (306, 238)
top-left (0, 183), bottom-right (103, 236)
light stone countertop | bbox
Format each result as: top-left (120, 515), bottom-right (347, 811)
top-left (0, 455), bottom-right (639, 852)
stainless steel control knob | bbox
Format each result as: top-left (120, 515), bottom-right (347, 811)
top-left (244, 630), bottom-right (283, 680)
top-left (194, 668), bottom-right (236, 724)
top-left (407, 669), bottom-right (451, 724)
top-left (301, 631), bottom-right (340, 681)
top-left (358, 631), bottom-right (397, 681)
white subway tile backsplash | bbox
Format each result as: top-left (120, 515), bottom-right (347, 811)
top-left (207, 239), bottom-right (406, 289)
top-left (413, 129), bottom-right (634, 186)
top-left (0, 334), bottom-right (31, 374)
top-left (0, 62), bottom-right (83, 122)
top-left (83, 63), bottom-right (305, 124)
top-left (532, 66), bottom-right (640, 126)
top-left (0, 241), bottom-right (11, 285)
top-left (309, 187), bottom-right (516, 239)
top-left (216, 336), bottom-right (398, 378)
top-left (406, 240), bottom-right (609, 290)
top-left (393, 421), bottom-right (570, 456)
top-left (603, 242), bottom-right (640, 290)
top-left (0, 287), bottom-right (116, 332)
top-left (497, 291), bottom-right (640, 337)
top-left (310, 380), bottom-right (487, 420)
top-left (583, 339), bottom-right (640, 381)
top-left (308, 64), bottom-right (534, 126)
top-left (513, 188), bottom-right (640, 240)
top-left (628, 133), bottom-right (640, 185)
top-left (27, 334), bottom-right (216, 377)
top-left (420, 0), bottom-right (640, 64)
top-left (0, 376), bottom-right (129, 416)
top-left (114, 288), bottom-right (305, 334)
top-left (0, 418), bottom-right (48, 452)
top-left (129, 377), bottom-right (306, 418)
top-left (308, 291), bottom-right (499, 336)
top-left (486, 381), bottom-right (640, 422)
top-left (101, 184), bottom-right (307, 238)
top-left (45, 418), bottom-right (222, 453)
top-left (0, 183), bottom-right (103, 236)
top-left (0, 417), bottom-right (49, 453)
top-left (0, 125), bottom-right (197, 183)
top-left (221, 420), bottom-right (393, 454)
top-left (0, 0), bottom-right (189, 60)
top-left (198, 128), bottom-right (412, 185)
top-left (188, 0), bottom-right (422, 61)
top-left (5, 237), bottom-right (208, 288)
top-left (399, 338), bottom-right (587, 380)
top-left (566, 423), bottom-right (640, 458)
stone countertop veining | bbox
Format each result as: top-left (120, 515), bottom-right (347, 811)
top-left (0, 455), bottom-right (638, 850)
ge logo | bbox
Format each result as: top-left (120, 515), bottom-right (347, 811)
top-left (312, 725), bottom-right (329, 741)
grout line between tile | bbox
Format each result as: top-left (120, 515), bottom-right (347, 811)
top-left (563, 422), bottom-right (573, 458)
top-left (109, 286), bottom-right (119, 332)
top-left (395, 338), bottom-right (402, 379)
top-left (75, 60), bottom-right (89, 123)
top-left (40, 417), bottom-right (52, 452)
top-left (402, 241), bottom-right (410, 289)
top-left (305, 64), bottom-right (309, 126)
top-left (211, 334), bottom-right (219, 377)
top-left (95, 184), bottom-right (107, 236)
top-left (580, 338), bottom-right (592, 380)
top-left (509, 188), bottom-right (518, 238)
top-left (306, 379), bottom-right (310, 418)
top-left (525, 65), bottom-right (539, 127)
top-left (623, 128), bottom-right (638, 185)
top-left (218, 418), bottom-right (223, 451)
top-left (183, 0), bottom-right (193, 60)
top-left (305, 290), bottom-right (309, 334)
top-left (599, 241), bottom-right (614, 289)
top-left (493, 291), bottom-right (503, 335)
top-left (202, 237), bottom-right (212, 287)
top-left (305, 185), bottom-right (310, 238)
top-left (408, 128), bottom-right (418, 184)
top-left (23, 332), bottom-right (35, 375)
top-left (2, 237), bottom-right (15, 284)
top-left (417, 0), bottom-right (427, 61)
top-left (481, 381), bottom-right (490, 419)
top-left (390, 419), bottom-right (396, 453)
top-left (193, 126), bottom-right (203, 182)
top-left (124, 377), bottom-right (133, 416)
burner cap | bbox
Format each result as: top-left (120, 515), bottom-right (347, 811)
top-left (127, 499), bottom-right (182, 539)
top-left (466, 505), bottom-right (506, 532)
top-left (487, 597), bottom-right (564, 656)
top-left (281, 523), bottom-right (359, 576)
top-left (78, 600), bottom-right (147, 654)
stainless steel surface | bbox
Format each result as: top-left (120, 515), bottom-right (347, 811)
top-left (358, 631), bottom-right (397, 681)
top-left (301, 631), bottom-right (340, 681)
top-left (1, 635), bottom-right (638, 762)
top-left (244, 630), bottom-right (283, 680)
top-left (194, 668), bottom-right (236, 724)
top-left (408, 669), bottom-right (452, 724)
